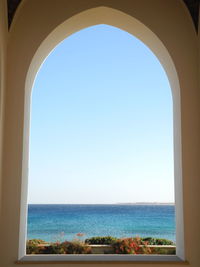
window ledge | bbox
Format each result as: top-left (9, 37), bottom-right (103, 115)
top-left (16, 255), bottom-right (189, 264)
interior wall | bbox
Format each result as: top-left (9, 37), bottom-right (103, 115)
top-left (199, 6), bottom-right (200, 86)
top-left (0, 0), bottom-right (7, 214)
top-left (0, 0), bottom-right (199, 267)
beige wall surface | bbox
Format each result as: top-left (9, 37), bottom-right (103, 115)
top-left (0, 0), bottom-right (7, 214)
top-left (0, 0), bottom-right (199, 267)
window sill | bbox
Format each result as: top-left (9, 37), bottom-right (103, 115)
top-left (16, 255), bottom-right (188, 264)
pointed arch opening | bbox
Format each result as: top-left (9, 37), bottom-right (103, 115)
top-left (19, 7), bottom-right (184, 262)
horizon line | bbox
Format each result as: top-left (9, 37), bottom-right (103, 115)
top-left (28, 202), bottom-right (175, 205)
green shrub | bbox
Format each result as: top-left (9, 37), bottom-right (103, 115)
top-left (58, 241), bottom-right (92, 254)
top-left (85, 236), bottom-right (174, 246)
top-left (26, 240), bottom-right (91, 254)
top-left (27, 239), bottom-right (46, 245)
top-left (26, 239), bottom-right (47, 254)
top-left (85, 236), bottom-right (117, 245)
top-left (141, 237), bottom-right (174, 245)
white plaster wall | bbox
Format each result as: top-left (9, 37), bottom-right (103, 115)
top-left (0, 0), bottom-right (199, 266)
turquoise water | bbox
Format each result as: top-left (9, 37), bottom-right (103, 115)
top-left (27, 204), bottom-right (176, 242)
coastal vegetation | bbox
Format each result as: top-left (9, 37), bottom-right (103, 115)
top-left (27, 239), bottom-right (92, 254)
top-left (85, 236), bottom-right (117, 245)
top-left (112, 237), bottom-right (151, 254)
top-left (26, 236), bottom-right (175, 255)
top-left (141, 237), bottom-right (174, 245)
top-left (85, 236), bottom-right (174, 245)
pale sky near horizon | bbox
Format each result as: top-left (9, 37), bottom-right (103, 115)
top-left (27, 25), bottom-right (174, 204)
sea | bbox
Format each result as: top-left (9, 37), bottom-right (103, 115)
top-left (27, 204), bottom-right (176, 243)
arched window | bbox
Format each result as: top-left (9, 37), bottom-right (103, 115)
top-left (26, 24), bottom-right (175, 255)
top-left (17, 7), bottom-right (185, 262)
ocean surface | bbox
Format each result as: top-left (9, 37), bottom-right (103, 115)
top-left (27, 204), bottom-right (176, 242)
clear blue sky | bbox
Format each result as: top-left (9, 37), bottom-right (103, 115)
top-left (28, 25), bottom-right (174, 204)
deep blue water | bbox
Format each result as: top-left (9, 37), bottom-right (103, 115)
top-left (27, 204), bottom-right (175, 242)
